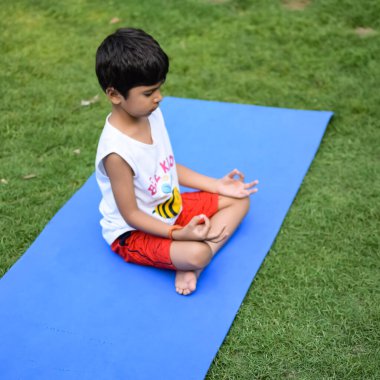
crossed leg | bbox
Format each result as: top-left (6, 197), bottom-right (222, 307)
top-left (170, 195), bottom-right (250, 295)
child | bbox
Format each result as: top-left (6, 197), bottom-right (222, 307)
top-left (95, 28), bottom-right (258, 296)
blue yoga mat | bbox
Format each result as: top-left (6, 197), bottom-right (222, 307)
top-left (0, 97), bottom-right (332, 379)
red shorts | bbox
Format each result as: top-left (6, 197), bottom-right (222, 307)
top-left (111, 191), bottom-right (219, 270)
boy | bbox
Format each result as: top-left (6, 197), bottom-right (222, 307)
top-left (95, 28), bottom-right (258, 296)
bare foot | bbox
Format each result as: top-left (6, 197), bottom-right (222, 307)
top-left (175, 270), bottom-right (199, 296)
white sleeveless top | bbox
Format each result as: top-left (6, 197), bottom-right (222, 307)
top-left (95, 108), bottom-right (182, 245)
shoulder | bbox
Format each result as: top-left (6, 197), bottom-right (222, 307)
top-left (103, 153), bottom-right (135, 177)
top-left (95, 118), bottom-right (138, 176)
top-left (97, 116), bottom-right (132, 156)
top-left (98, 117), bottom-right (120, 144)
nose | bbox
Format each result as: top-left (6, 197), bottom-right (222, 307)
top-left (154, 90), bottom-right (163, 103)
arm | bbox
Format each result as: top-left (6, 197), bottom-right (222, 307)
top-left (104, 153), bottom-right (172, 238)
top-left (104, 154), bottom-right (225, 242)
top-left (177, 163), bottom-right (259, 198)
top-left (176, 163), bottom-right (218, 192)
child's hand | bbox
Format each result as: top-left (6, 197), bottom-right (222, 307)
top-left (215, 169), bottom-right (258, 198)
top-left (172, 214), bottom-right (228, 243)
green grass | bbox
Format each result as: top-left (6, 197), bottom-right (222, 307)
top-left (1, 0), bottom-right (379, 378)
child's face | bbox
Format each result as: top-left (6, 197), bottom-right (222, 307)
top-left (114, 81), bottom-right (164, 118)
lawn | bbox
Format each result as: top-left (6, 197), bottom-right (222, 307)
top-left (1, 0), bottom-right (379, 378)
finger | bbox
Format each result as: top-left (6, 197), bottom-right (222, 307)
top-left (244, 180), bottom-right (259, 189)
top-left (189, 214), bottom-right (205, 227)
top-left (198, 216), bottom-right (211, 238)
top-left (205, 225), bottom-right (227, 242)
top-left (237, 188), bottom-right (258, 198)
top-left (232, 168), bottom-right (245, 181)
top-left (227, 168), bottom-right (242, 180)
top-left (202, 215), bottom-right (211, 229)
top-left (197, 215), bottom-right (206, 224)
top-left (208, 234), bottom-right (228, 244)
top-left (206, 226), bottom-right (228, 242)
top-left (233, 188), bottom-right (259, 198)
top-left (237, 169), bottom-right (245, 182)
top-left (207, 231), bottom-right (229, 243)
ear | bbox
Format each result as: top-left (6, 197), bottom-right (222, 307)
top-left (105, 87), bottom-right (123, 105)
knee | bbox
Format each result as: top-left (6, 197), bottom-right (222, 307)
top-left (188, 243), bottom-right (212, 269)
top-left (220, 195), bottom-right (250, 216)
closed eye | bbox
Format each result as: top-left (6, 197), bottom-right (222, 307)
top-left (142, 81), bottom-right (165, 97)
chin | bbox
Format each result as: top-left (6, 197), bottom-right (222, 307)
top-left (145, 109), bottom-right (156, 117)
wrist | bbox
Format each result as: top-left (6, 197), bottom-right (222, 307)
top-left (212, 178), bottom-right (220, 194)
top-left (168, 225), bottom-right (182, 240)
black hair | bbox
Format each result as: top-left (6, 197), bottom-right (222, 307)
top-left (95, 28), bottom-right (169, 98)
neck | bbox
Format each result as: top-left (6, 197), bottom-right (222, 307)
top-left (109, 105), bottom-right (146, 132)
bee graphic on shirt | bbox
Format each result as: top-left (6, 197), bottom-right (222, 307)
top-left (153, 187), bottom-right (182, 219)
